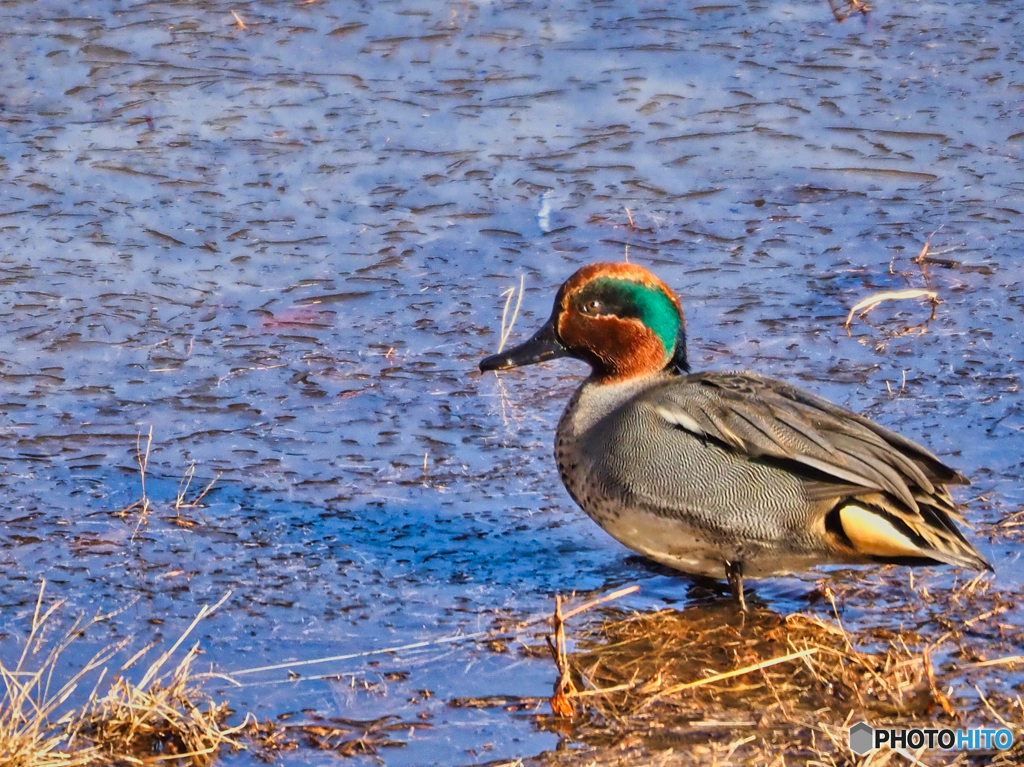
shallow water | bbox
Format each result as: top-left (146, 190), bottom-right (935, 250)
top-left (2, 0), bottom-right (1023, 763)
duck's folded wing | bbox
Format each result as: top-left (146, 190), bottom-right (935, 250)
top-left (644, 372), bottom-right (966, 514)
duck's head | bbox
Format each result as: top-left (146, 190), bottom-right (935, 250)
top-left (479, 262), bottom-right (689, 383)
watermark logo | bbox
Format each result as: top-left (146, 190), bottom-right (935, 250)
top-left (849, 722), bottom-right (873, 755)
top-left (849, 722), bottom-right (1014, 755)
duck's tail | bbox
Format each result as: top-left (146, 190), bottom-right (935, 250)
top-left (825, 491), bottom-right (992, 572)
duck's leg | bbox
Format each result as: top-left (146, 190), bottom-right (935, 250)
top-left (725, 560), bottom-right (747, 611)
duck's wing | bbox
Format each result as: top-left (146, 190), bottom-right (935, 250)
top-left (643, 372), bottom-right (990, 571)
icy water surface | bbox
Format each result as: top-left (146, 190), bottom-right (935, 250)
top-left (2, 0), bottom-right (1023, 763)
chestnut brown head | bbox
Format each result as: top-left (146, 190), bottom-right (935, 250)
top-left (480, 262), bottom-right (688, 383)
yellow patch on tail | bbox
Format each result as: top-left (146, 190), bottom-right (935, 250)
top-left (839, 505), bottom-right (924, 559)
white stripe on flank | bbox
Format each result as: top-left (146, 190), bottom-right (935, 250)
top-left (654, 405), bottom-right (706, 437)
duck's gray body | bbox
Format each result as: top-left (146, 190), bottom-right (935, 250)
top-left (555, 369), bottom-right (986, 580)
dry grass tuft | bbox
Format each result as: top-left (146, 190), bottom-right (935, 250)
top-left (0, 585), bottom-right (246, 767)
top-left (119, 426), bottom-right (154, 526)
top-left (3, 584), bottom-right (432, 765)
top-left (115, 428), bottom-right (223, 530)
top-left (77, 593), bottom-right (247, 765)
top-left (0, 585), bottom-right (126, 767)
top-left (79, 647), bottom-right (242, 765)
top-left (559, 606), bottom-right (931, 718)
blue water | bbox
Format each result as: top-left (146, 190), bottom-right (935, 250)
top-left (2, 0), bottom-right (1023, 763)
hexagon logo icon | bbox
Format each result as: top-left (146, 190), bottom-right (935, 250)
top-left (849, 721), bottom-right (874, 755)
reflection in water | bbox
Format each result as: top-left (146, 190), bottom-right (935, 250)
top-left (1, 0), bottom-right (1023, 763)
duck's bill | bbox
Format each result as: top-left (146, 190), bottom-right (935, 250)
top-left (479, 319), bottom-right (569, 371)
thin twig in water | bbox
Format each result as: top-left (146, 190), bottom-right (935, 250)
top-left (912, 230), bottom-right (963, 274)
top-left (547, 595), bottom-right (576, 717)
top-left (121, 426), bottom-right (154, 531)
top-left (228, 630), bottom-right (494, 679)
top-left (963, 654), bottom-right (1024, 670)
top-left (175, 465), bottom-right (223, 512)
top-left (498, 275), bottom-right (525, 354)
top-left (175, 462), bottom-right (196, 510)
top-left (914, 230), bottom-right (937, 266)
top-left (843, 288), bottom-right (939, 335)
top-left (188, 472), bottom-right (222, 508)
top-left (495, 373), bottom-right (514, 428)
top-left (216, 364), bottom-right (287, 387)
top-left (136, 591), bottom-right (233, 690)
top-left (546, 587), bottom-right (640, 717)
top-left (974, 684), bottom-right (1013, 729)
top-left (138, 425), bottom-right (152, 514)
top-left (491, 275), bottom-right (526, 429)
top-left (923, 645), bottom-right (956, 718)
top-left (827, 0), bottom-right (870, 22)
top-left (822, 585), bottom-right (853, 653)
top-left (560, 585), bottom-right (640, 621)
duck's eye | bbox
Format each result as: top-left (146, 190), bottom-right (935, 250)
top-left (581, 299), bottom-right (603, 315)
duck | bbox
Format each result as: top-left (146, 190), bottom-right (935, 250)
top-left (479, 262), bottom-right (991, 608)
